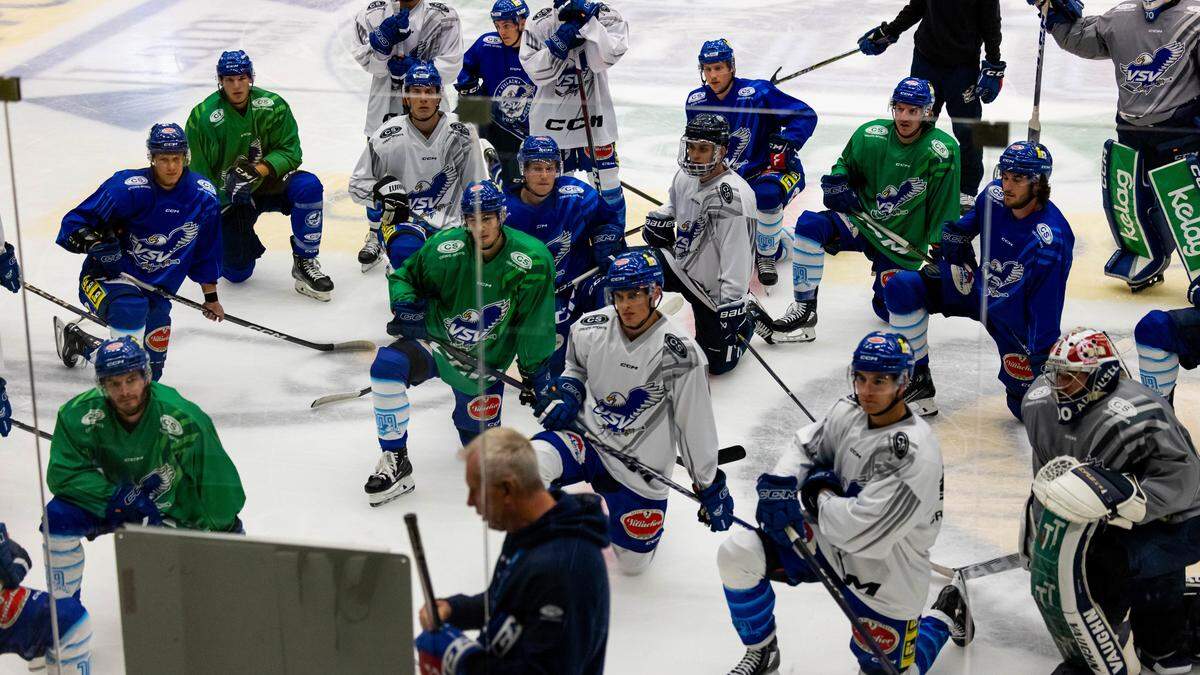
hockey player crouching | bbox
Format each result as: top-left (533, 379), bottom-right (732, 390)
top-left (365, 181), bottom-right (557, 506)
top-left (1135, 276), bottom-right (1200, 406)
top-left (642, 113), bottom-right (758, 375)
top-left (1021, 328), bottom-right (1200, 674)
top-left (718, 332), bottom-right (970, 674)
top-left (530, 250), bottom-right (733, 575)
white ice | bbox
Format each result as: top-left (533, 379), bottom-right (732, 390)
top-left (1, 0), bottom-right (1196, 673)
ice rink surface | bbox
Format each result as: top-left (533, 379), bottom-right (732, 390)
top-left (1, 0), bottom-right (1197, 672)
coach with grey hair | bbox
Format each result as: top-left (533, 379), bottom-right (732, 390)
top-left (415, 427), bottom-right (610, 674)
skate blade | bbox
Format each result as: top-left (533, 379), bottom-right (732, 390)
top-left (770, 327), bottom-right (816, 343)
top-left (294, 280), bottom-right (332, 302)
top-left (367, 476), bottom-right (416, 507)
top-left (359, 255), bottom-right (383, 273)
top-left (908, 397), bottom-right (939, 417)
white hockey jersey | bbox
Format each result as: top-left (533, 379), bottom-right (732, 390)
top-left (564, 306), bottom-right (719, 500)
top-left (649, 167), bottom-right (756, 307)
top-left (349, 112), bottom-right (486, 229)
top-left (346, 0), bottom-right (464, 135)
top-left (518, 4), bottom-right (628, 149)
top-left (774, 398), bottom-right (944, 619)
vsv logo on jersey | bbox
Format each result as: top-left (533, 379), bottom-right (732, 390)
top-left (494, 76), bottom-right (535, 125)
top-left (592, 383), bottom-right (666, 432)
top-left (870, 178), bottom-right (927, 220)
top-left (411, 166), bottom-right (458, 213)
top-left (727, 127), bottom-right (752, 172)
top-left (984, 259), bottom-right (1024, 298)
top-left (127, 221), bottom-right (200, 273)
top-left (673, 215), bottom-right (708, 258)
top-left (1121, 41), bottom-right (1184, 94)
top-left (547, 229), bottom-right (572, 270)
top-left (444, 299), bottom-right (511, 346)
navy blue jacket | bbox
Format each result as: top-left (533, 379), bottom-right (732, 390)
top-left (446, 491), bottom-right (610, 675)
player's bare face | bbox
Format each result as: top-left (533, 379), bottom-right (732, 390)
top-left (1001, 171), bottom-right (1036, 209)
top-left (151, 153), bottom-right (186, 190)
top-left (702, 62), bottom-right (733, 97)
top-left (853, 371), bottom-right (903, 416)
top-left (467, 211), bottom-right (504, 254)
top-left (495, 19), bottom-right (524, 47)
top-left (405, 86), bottom-right (441, 123)
top-left (891, 103), bottom-right (924, 141)
top-left (612, 287), bottom-right (658, 334)
top-left (102, 370), bottom-right (150, 422)
top-left (220, 74), bottom-right (252, 109)
top-left (523, 161), bottom-right (558, 198)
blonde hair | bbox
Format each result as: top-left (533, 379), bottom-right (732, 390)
top-left (465, 427), bottom-right (544, 493)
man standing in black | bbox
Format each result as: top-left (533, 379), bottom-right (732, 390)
top-left (858, 0), bottom-right (1004, 213)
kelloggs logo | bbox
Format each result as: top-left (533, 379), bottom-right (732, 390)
top-left (468, 394), bottom-right (501, 421)
top-left (620, 509), bottom-right (664, 540)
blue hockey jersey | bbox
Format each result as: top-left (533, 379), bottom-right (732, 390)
top-left (684, 76), bottom-right (818, 178)
top-left (457, 32), bottom-right (537, 139)
top-left (504, 176), bottom-right (623, 288)
top-left (56, 168), bottom-right (222, 293)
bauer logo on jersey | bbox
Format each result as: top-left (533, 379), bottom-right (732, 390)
top-left (593, 383), bottom-right (666, 433)
top-left (984, 259), bottom-right (1024, 298)
top-left (495, 77), bottom-right (536, 125)
top-left (209, 109), bottom-right (225, 125)
top-left (444, 299), bottom-right (511, 347)
top-left (687, 90), bottom-right (706, 105)
top-left (124, 175), bottom-right (149, 187)
top-left (81, 408), bottom-right (106, 426)
top-left (558, 184), bottom-right (584, 196)
top-left (438, 239), bottom-right (465, 254)
top-left (1121, 41), bottom-right (1185, 94)
top-left (870, 178), bottom-right (927, 220)
top-left (865, 124), bottom-right (889, 137)
top-left (620, 509), bottom-right (664, 541)
top-left (128, 221), bottom-right (200, 273)
top-left (737, 86), bottom-right (755, 98)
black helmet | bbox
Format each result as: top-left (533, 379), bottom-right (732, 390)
top-left (678, 113), bottom-right (730, 176)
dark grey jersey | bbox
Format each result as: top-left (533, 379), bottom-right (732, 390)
top-left (1050, 0), bottom-right (1200, 125)
top-left (1022, 375), bottom-right (1200, 524)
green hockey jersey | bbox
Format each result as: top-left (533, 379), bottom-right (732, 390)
top-left (831, 119), bottom-right (961, 270)
top-left (47, 383), bottom-right (245, 532)
top-left (388, 226), bottom-right (557, 393)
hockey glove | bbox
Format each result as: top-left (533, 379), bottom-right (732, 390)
top-left (1188, 276), bottom-right (1200, 308)
top-left (0, 242), bottom-right (19, 293)
top-left (642, 214), bottom-right (677, 249)
top-left (857, 22), bottom-right (895, 56)
top-left (0, 377), bottom-right (9, 438)
top-left (556, 0), bottom-right (601, 25)
top-left (697, 469), bottom-right (735, 532)
top-left (756, 473), bottom-right (804, 548)
top-left (0, 523), bottom-right (31, 589)
top-left (1029, 0), bottom-right (1083, 30)
top-left (453, 77), bottom-right (483, 97)
top-left (820, 173), bottom-right (859, 214)
top-left (415, 623), bottom-right (482, 675)
top-left (224, 160), bottom-right (260, 207)
top-left (369, 8), bottom-right (411, 55)
top-left (373, 176), bottom-right (411, 229)
top-left (63, 227), bottom-right (105, 255)
top-left (1033, 456), bottom-right (1148, 529)
top-left (538, 377), bottom-right (584, 431)
top-left (546, 22), bottom-right (584, 61)
top-left (976, 60), bottom-right (1006, 104)
top-left (799, 468), bottom-right (844, 523)
top-left (716, 299), bottom-right (749, 347)
top-left (387, 300), bottom-right (428, 339)
top-left (767, 134), bottom-right (804, 175)
top-left (387, 54), bottom-right (417, 80)
top-left (87, 236), bottom-right (125, 280)
top-left (106, 475), bottom-right (164, 528)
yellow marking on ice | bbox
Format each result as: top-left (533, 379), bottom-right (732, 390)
top-left (0, 1), bottom-right (121, 57)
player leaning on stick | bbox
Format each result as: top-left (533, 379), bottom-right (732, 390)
top-left (717, 332), bottom-right (970, 675)
top-left (1020, 328), bottom-right (1200, 674)
top-left (764, 77), bottom-right (960, 345)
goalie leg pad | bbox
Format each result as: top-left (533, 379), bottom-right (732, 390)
top-left (1101, 140), bottom-right (1174, 285)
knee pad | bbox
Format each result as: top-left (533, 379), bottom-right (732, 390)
top-left (752, 177), bottom-right (788, 213)
top-left (221, 261), bottom-right (256, 283)
top-left (530, 436), bottom-right (566, 486)
top-left (882, 270), bottom-right (926, 315)
top-left (717, 528), bottom-right (769, 588)
top-left (370, 345), bottom-right (414, 384)
top-left (104, 291), bottom-right (148, 335)
top-left (1135, 310), bottom-right (1176, 350)
top-left (612, 545), bottom-right (655, 576)
top-left (286, 170), bottom-right (324, 205)
top-left (384, 225), bottom-right (426, 270)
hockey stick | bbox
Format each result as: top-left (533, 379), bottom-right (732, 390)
top-left (932, 552), bottom-right (1023, 582)
top-left (770, 48), bottom-right (859, 86)
top-left (24, 283), bottom-right (108, 327)
top-left (404, 513), bottom-right (442, 630)
top-left (1028, 7), bottom-right (1048, 144)
top-left (118, 274), bottom-right (377, 353)
top-left (575, 55), bottom-right (604, 191)
top-left (11, 418), bottom-right (53, 441)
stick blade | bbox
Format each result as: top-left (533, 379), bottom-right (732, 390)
top-left (332, 340), bottom-right (379, 352)
top-left (310, 388), bottom-right (369, 408)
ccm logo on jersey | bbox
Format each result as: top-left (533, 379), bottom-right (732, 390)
top-left (545, 115), bottom-right (603, 131)
top-left (468, 394), bottom-right (502, 421)
top-left (146, 326), bottom-right (171, 352)
top-left (1003, 354), bottom-right (1034, 381)
top-left (620, 509), bottom-right (664, 541)
top-left (852, 618), bottom-right (901, 655)
top-left (0, 587), bottom-right (32, 629)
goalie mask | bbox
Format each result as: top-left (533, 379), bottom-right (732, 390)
top-left (678, 113), bottom-right (729, 177)
top-left (1045, 328), bottom-right (1123, 424)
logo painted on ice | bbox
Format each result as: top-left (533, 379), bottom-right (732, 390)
top-left (1121, 42), bottom-right (1185, 94)
top-left (443, 298), bottom-right (511, 346)
top-left (146, 326), bottom-right (171, 352)
top-left (852, 618), bottom-right (901, 654)
top-left (1003, 353), bottom-right (1034, 381)
top-left (124, 175), bottom-right (149, 187)
top-left (870, 178), bottom-right (927, 220)
top-left (128, 221), bottom-right (200, 273)
top-left (984, 259), bottom-right (1024, 298)
top-left (494, 76), bottom-right (535, 125)
top-left (438, 240), bottom-right (465, 254)
top-left (620, 509), bottom-right (664, 541)
top-left (593, 383), bottom-right (666, 432)
top-left (467, 394), bottom-right (502, 421)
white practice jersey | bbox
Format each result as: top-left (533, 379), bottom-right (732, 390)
top-left (564, 306), bottom-right (719, 499)
top-left (349, 112), bottom-right (486, 229)
top-left (346, 0), bottom-right (464, 134)
top-left (649, 167), bottom-right (756, 307)
top-left (519, 4), bottom-right (628, 149)
top-left (774, 398), bottom-right (944, 619)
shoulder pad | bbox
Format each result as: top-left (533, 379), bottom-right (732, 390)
top-left (366, 0), bottom-right (385, 10)
top-left (428, 2), bottom-right (450, 13)
top-left (532, 7), bottom-right (552, 20)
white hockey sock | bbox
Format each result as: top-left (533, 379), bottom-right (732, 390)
top-left (890, 308), bottom-right (930, 362)
top-left (108, 324), bottom-right (145, 345)
top-left (371, 377), bottom-right (410, 447)
top-left (47, 534), bottom-right (84, 599)
top-left (1136, 343), bottom-right (1179, 397)
top-left (756, 208), bottom-right (784, 257)
top-left (612, 545), bottom-right (655, 576)
top-left (45, 609), bottom-right (93, 673)
top-left (791, 235), bottom-right (824, 299)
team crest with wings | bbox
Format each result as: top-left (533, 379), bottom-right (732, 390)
top-left (411, 166), bottom-right (459, 214)
top-left (870, 178), bottom-right (927, 220)
top-left (593, 383), bottom-right (666, 433)
top-left (127, 221), bottom-right (200, 273)
top-left (673, 215), bottom-right (708, 258)
top-left (984, 259), bottom-right (1024, 298)
top-left (1121, 41), bottom-right (1184, 94)
top-left (444, 299), bottom-right (510, 347)
top-left (726, 127), bottom-right (752, 172)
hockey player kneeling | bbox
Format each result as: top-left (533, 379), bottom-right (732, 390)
top-left (1021, 328), bottom-right (1200, 675)
top-left (717, 332), bottom-right (971, 675)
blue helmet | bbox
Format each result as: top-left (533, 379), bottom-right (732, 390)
top-left (491, 0), bottom-right (530, 22)
top-left (404, 60), bottom-right (443, 91)
top-left (698, 38), bottom-right (735, 69)
top-left (518, 135), bottom-right (561, 173)
top-left (997, 141), bottom-right (1053, 180)
top-left (604, 249), bottom-right (663, 303)
top-left (147, 123), bottom-right (188, 156)
top-left (216, 50), bottom-right (254, 80)
top-left (851, 331), bottom-right (914, 380)
top-left (891, 77), bottom-right (935, 110)
top-left (461, 180), bottom-right (506, 219)
top-left (94, 337), bottom-right (150, 384)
